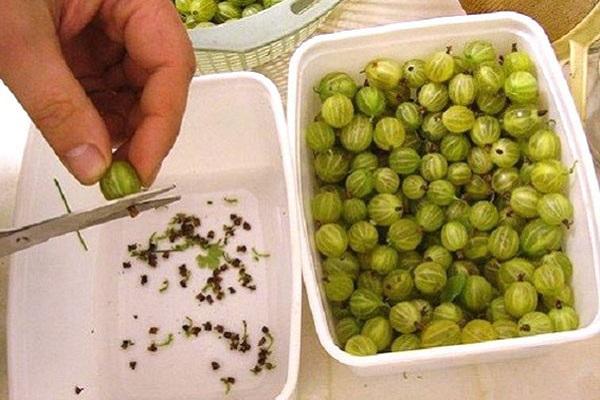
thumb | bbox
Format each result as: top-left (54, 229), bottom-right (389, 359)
top-left (0, 15), bottom-right (111, 185)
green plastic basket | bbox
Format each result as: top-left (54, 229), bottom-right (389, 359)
top-left (188, 0), bottom-right (342, 74)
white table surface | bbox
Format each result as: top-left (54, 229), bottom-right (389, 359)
top-left (1, 8), bottom-right (600, 400)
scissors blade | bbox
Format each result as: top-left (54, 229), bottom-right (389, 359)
top-left (0, 186), bottom-right (180, 257)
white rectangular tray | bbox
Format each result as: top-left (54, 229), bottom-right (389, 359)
top-left (8, 73), bottom-right (301, 399)
top-left (288, 12), bottom-right (600, 376)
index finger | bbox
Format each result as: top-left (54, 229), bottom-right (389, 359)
top-left (100, 0), bottom-right (196, 185)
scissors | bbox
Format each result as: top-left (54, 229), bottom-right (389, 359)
top-left (0, 185), bottom-right (180, 257)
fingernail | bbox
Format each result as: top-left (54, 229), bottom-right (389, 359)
top-left (63, 144), bottom-right (108, 185)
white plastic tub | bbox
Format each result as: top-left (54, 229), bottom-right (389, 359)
top-left (8, 73), bottom-right (302, 399)
top-left (288, 12), bottom-right (600, 376)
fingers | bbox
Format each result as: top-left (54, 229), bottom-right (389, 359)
top-left (100, 0), bottom-right (195, 186)
top-left (0, 2), bottom-right (112, 185)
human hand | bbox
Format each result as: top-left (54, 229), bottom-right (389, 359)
top-left (0, 0), bottom-right (196, 186)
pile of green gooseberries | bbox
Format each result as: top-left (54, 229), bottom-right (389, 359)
top-left (173, 0), bottom-right (283, 28)
top-left (307, 41), bottom-right (580, 356)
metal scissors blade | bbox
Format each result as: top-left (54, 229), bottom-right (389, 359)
top-left (0, 185), bottom-right (180, 257)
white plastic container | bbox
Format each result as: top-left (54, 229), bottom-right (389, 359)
top-left (288, 12), bottom-right (600, 376)
top-left (8, 73), bottom-right (302, 399)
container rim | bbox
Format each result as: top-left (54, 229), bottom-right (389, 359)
top-left (287, 11), bottom-right (600, 370)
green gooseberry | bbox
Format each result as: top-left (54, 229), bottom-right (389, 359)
top-left (388, 218), bottom-right (423, 251)
top-left (446, 200), bottom-right (471, 225)
top-left (447, 162), bottom-right (472, 186)
top-left (517, 311), bottom-right (554, 336)
top-left (490, 138), bottom-right (521, 168)
top-left (414, 262), bottom-right (447, 295)
top-left (441, 134), bottom-right (471, 162)
top-left (422, 112), bottom-right (449, 141)
top-left (433, 302), bottom-right (465, 325)
top-left (463, 40), bottom-right (496, 67)
top-left (498, 257), bottom-right (535, 290)
top-left (420, 320), bottom-right (461, 348)
top-left (319, 184), bottom-right (345, 198)
top-left (321, 94), bottom-right (354, 128)
top-left (464, 234), bottom-right (491, 262)
top-left (412, 299), bottom-right (434, 323)
top-left (346, 169), bottom-right (374, 198)
top-left (311, 191), bottom-right (343, 223)
top-left (367, 193), bottom-right (404, 226)
top-left (442, 105), bottom-right (476, 133)
top-left (541, 251), bottom-right (573, 283)
top-left (441, 221), bottom-right (469, 251)
top-left (306, 121), bottom-right (335, 153)
top-left (373, 168), bottom-right (400, 194)
top-left (504, 71), bottom-right (538, 104)
top-left (402, 174), bottom-right (428, 200)
top-left (213, 1), bottom-right (241, 23)
top-left (361, 316), bottom-right (393, 351)
top-left (402, 130), bottom-right (422, 151)
top-left (520, 218), bottom-right (563, 257)
top-left (469, 201), bottom-right (499, 231)
top-left (461, 275), bottom-right (493, 312)
top-left (426, 180), bottom-right (456, 207)
top-left (543, 285), bottom-right (574, 309)
top-left (323, 252), bottom-right (360, 280)
top-left (415, 201), bottom-right (445, 232)
top-left (488, 296), bottom-right (514, 322)
top-left (315, 223), bottom-right (348, 257)
top-left (343, 198), bottom-right (368, 224)
top-left (391, 334), bottom-right (420, 351)
top-left (476, 91), bottom-right (507, 115)
top-left (425, 51), bottom-right (455, 82)
top-left (504, 50), bottom-right (535, 75)
top-left (395, 101), bottom-right (423, 131)
top-left (449, 73), bottom-right (477, 105)
top-left (504, 281), bottom-right (538, 318)
top-left (491, 167), bottom-right (521, 194)
top-left (528, 129), bottom-right (561, 161)
top-left (351, 151), bottom-right (379, 172)
top-left (348, 221), bottom-right (379, 253)
top-left (537, 193), bottom-right (573, 227)
top-left (364, 58), bottom-right (403, 90)
top-left (418, 82), bottom-right (449, 112)
top-left (324, 273), bottom-right (354, 302)
top-left (474, 62), bottom-right (505, 94)
top-left (331, 303), bottom-right (352, 320)
top-left (187, 0), bottom-right (218, 22)
top-left (530, 160), bottom-right (571, 193)
top-left (349, 288), bottom-right (386, 319)
top-left (470, 116), bottom-right (501, 147)
top-left (345, 334), bottom-right (378, 356)
top-left (467, 146), bottom-right (494, 174)
top-left (502, 105), bottom-right (540, 138)
top-left (488, 225), bottom-right (520, 261)
top-left (449, 260), bottom-right (480, 277)
top-left (370, 245), bottom-right (399, 275)
top-left (548, 305), bottom-right (579, 332)
top-left (315, 72), bottom-right (358, 101)
top-left (398, 250), bottom-right (423, 271)
top-left (423, 245), bottom-right (453, 270)
top-left (241, 2), bottom-right (264, 17)
top-left (383, 269), bottom-right (414, 301)
top-left (498, 207), bottom-right (527, 233)
top-left (453, 56), bottom-right (469, 74)
top-left (355, 86), bottom-right (386, 118)
top-left (420, 153), bottom-right (448, 181)
top-left (389, 147), bottom-right (421, 175)
top-left (384, 83), bottom-right (411, 108)
top-left (402, 59), bottom-right (427, 88)
top-left (390, 301), bottom-right (422, 333)
top-left (533, 263), bottom-right (565, 296)
top-left (464, 175), bottom-right (493, 200)
top-left (358, 271), bottom-right (384, 296)
top-left (461, 319), bottom-right (498, 344)
top-left (509, 186), bottom-right (540, 218)
top-left (340, 115), bottom-right (373, 152)
top-left (482, 258), bottom-right (501, 286)
top-left (374, 117), bottom-right (405, 150)
top-left (99, 161), bottom-right (142, 200)
top-left (493, 319), bottom-right (519, 339)
top-left (335, 317), bottom-right (361, 345)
